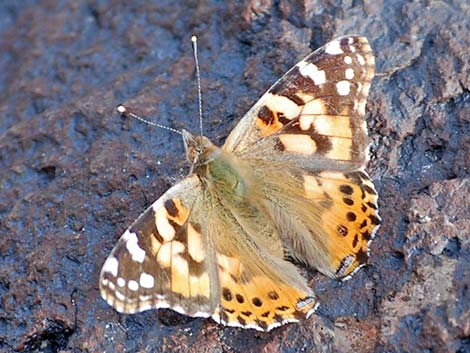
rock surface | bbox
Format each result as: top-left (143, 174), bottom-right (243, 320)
top-left (0, 1), bottom-right (468, 352)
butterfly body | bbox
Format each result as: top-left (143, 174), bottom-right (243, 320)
top-left (184, 132), bottom-right (251, 201)
top-left (100, 36), bottom-right (380, 331)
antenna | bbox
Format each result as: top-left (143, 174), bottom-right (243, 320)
top-left (116, 105), bottom-right (182, 135)
top-left (191, 35), bottom-right (204, 136)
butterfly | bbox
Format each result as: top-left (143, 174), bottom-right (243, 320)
top-left (99, 35), bottom-right (380, 332)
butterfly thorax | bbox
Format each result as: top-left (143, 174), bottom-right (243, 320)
top-left (182, 129), bottom-right (253, 202)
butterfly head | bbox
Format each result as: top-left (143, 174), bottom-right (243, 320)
top-left (182, 130), bottom-right (217, 173)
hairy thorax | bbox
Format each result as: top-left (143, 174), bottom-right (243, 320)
top-left (183, 130), bottom-right (256, 206)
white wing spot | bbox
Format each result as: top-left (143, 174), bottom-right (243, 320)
top-left (194, 311), bottom-right (211, 318)
top-left (128, 280), bottom-right (139, 291)
top-left (345, 68), bottom-right (355, 80)
top-left (125, 231), bottom-right (146, 263)
top-left (297, 62), bottom-right (326, 85)
top-left (357, 101), bottom-right (366, 115)
top-left (140, 272), bottom-right (155, 289)
top-left (357, 54), bottom-right (365, 66)
top-left (173, 305), bottom-right (186, 314)
top-left (139, 303), bottom-right (152, 311)
top-left (102, 257), bottom-right (119, 277)
top-left (117, 277), bottom-right (126, 287)
top-left (157, 242), bottom-right (172, 267)
top-left (157, 302), bottom-right (170, 309)
top-left (299, 115), bottom-right (314, 130)
top-left (115, 290), bottom-right (126, 301)
top-left (307, 302), bottom-right (320, 318)
top-left (325, 40), bottom-right (343, 55)
top-left (155, 206), bottom-right (176, 241)
top-left (265, 93), bottom-right (302, 120)
top-left (296, 296), bottom-right (316, 310)
top-left (361, 120), bottom-right (368, 133)
top-left (344, 56), bottom-right (352, 64)
top-left (336, 81), bottom-right (351, 96)
top-left (363, 83), bottom-right (371, 96)
top-left (187, 223), bottom-right (205, 262)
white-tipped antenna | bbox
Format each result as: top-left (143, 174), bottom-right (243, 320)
top-left (191, 35), bottom-right (204, 136)
top-left (116, 105), bottom-right (182, 135)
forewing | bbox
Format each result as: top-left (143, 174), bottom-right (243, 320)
top-left (223, 35), bottom-right (375, 171)
top-left (99, 175), bottom-right (219, 318)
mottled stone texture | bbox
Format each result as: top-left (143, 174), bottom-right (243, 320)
top-left (0, 1), bottom-right (468, 352)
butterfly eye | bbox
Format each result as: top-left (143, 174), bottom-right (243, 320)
top-left (189, 149), bottom-right (197, 161)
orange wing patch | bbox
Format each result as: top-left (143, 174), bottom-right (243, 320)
top-left (303, 171), bottom-right (380, 279)
top-left (212, 254), bottom-right (317, 331)
top-left (240, 36), bottom-right (374, 166)
top-left (100, 178), bottom-right (216, 318)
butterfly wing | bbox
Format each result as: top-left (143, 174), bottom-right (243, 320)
top-left (204, 191), bottom-right (317, 331)
top-left (100, 175), bottom-right (317, 331)
top-left (223, 36), bottom-right (379, 279)
top-left (100, 35), bottom-right (377, 331)
top-left (244, 162), bottom-right (380, 279)
top-left (224, 35), bottom-right (374, 170)
top-left (100, 176), bottom-right (219, 317)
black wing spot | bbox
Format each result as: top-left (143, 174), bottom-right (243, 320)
top-left (252, 297), bottom-right (263, 307)
top-left (362, 230), bottom-right (372, 241)
top-left (352, 234), bottom-right (359, 248)
top-left (369, 215), bottom-right (381, 225)
top-left (339, 184), bottom-right (354, 195)
top-left (258, 105), bottom-right (275, 125)
top-left (355, 249), bottom-right (369, 264)
top-left (255, 319), bottom-right (268, 330)
top-left (337, 224), bottom-right (348, 237)
top-left (237, 315), bottom-right (247, 325)
top-left (364, 184), bottom-right (377, 195)
top-left (268, 291), bottom-right (279, 300)
top-left (222, 288), bottom-right (233, 302)
top-left (347, 212), bottom-right (357, 222)
top-left (164, 199), bottom-right (178, 217)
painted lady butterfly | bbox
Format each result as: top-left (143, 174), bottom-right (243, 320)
top-left (100, 36), bottom-right (380, 331)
